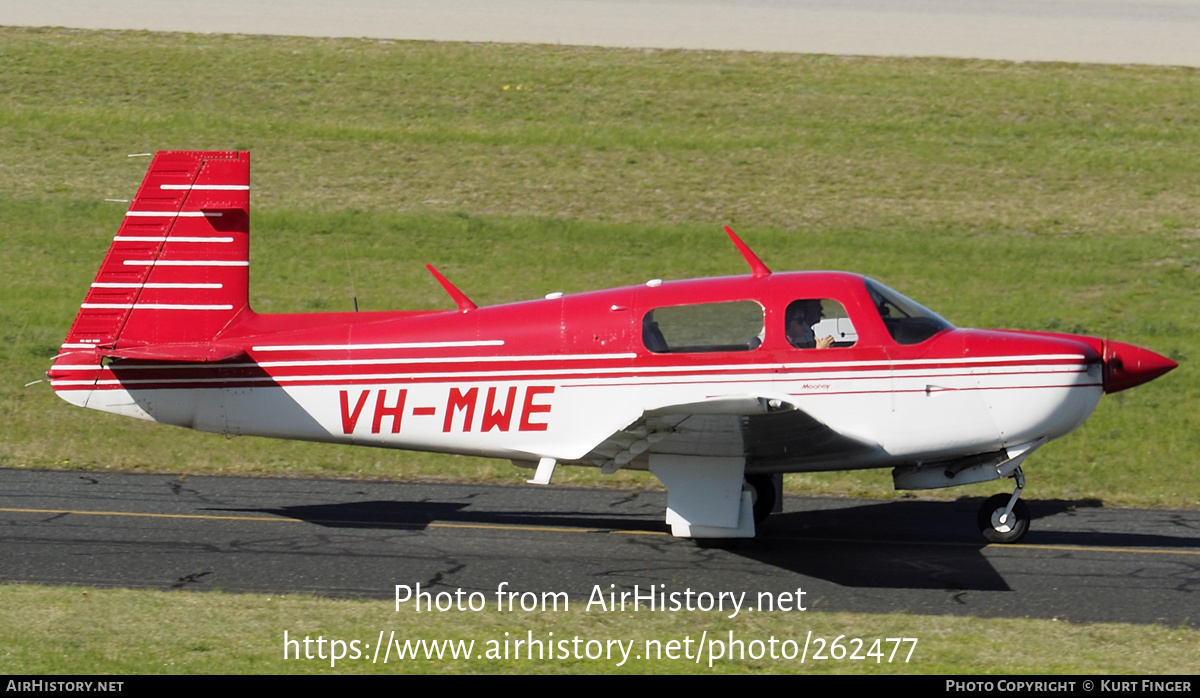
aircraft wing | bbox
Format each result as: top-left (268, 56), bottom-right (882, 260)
top-left (577, 396), bottom-right (879, 472)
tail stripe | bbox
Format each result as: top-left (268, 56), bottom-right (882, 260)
top-left (124, 211), bottom-right (223, 218)
top-left (92, 282), bottom-right (223, 289)
top-left (81, 303), bottom-right (234, 311)
top-left (114, 236), bottom-right (234, 242)
top-left (160, 184), bottom-right (249, 191)
top-left (122, 260), bottom-right (249, 267)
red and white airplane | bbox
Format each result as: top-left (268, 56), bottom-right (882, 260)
top-left (49, 151), bottom-right (1178, 542)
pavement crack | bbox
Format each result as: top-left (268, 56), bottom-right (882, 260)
top-left (609, 491), bottom-right (641, 507)
top-left (166, 476), bottom-right (215, 503)
top-left (172, 570), bottom-right (213, 588)
top-left (423, 564), bottom-right (466, 589)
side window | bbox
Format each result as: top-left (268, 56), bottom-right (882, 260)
top-left (785, 299), bottom-right (857, 349)
top-left (643, 301), bottom-right (764, 353)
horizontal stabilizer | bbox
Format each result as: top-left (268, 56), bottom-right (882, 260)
top-left (101, 343), bottom-right (247, 362)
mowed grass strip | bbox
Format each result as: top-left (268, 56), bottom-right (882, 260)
top-left (0, 26), bottom-right (1196, 506)
top-left (3, 28), bottom-right (1198, 234)
top-left (1, 585), bottom-right (1196, 674)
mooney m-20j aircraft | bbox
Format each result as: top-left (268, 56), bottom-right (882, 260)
top-left (50, 151), bottom-right (1178, 542)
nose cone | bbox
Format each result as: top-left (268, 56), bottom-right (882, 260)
top-left (1103, 341), bottom-right (1178, 394)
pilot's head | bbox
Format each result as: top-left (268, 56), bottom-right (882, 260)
top-left (787, 299), bottom-right (823, 327)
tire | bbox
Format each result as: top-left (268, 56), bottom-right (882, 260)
top-left (746, 474), bottom-right (776, 525)
top-left (977, 494), bottom-right (1030, 544)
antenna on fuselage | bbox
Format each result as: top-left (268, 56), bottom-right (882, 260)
top-left (723, 226), bottom-right (771, 278)
top-left (342, 237), bottom-right (360, 312)
top-left (426, 264), bottom-right (478, 313)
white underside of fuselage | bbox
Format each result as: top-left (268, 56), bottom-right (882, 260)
top-left (53, 355), bottom-right (1105, 471)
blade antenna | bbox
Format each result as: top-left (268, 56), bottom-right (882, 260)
top-left (342, 236), bottom-right (359, 311)
top-left (426, 264), bottom-right (478, 312)
top-left (724, 226), bottom-right (771, 278)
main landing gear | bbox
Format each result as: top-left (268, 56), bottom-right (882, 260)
top-left (977, 466), bottom-right (1030, 544)
top-left (745, 473), bottom-right (777, 526)
top-left (691, 475), bottom-right (776, 549)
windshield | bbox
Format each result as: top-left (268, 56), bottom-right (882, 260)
top-left (865, 279), bottom-right (953, 345)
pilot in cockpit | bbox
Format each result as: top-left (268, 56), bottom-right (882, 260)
top-left (786, 299), bottom-right (834, 349)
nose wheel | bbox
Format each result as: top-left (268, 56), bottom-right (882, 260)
top-left (977, 467), bottom-right (1030, 543)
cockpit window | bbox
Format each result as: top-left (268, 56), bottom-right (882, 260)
top-left (643, 301), bottom-right (764, 353)
top-left (785, 299), bottom-right (857, 348)
top-left (865, 279), bottom-right (953, 345)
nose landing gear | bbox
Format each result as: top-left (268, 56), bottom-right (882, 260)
top-left (977, 467), bottom-right (1029, 543)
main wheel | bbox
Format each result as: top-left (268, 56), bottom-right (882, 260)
top-left (745, 474), bottom-right (776, 525)
top-left (977, 494), bottom-right (1030, 544)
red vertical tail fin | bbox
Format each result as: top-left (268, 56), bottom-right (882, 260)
top-left (61, 150), bottom-right (251, 361)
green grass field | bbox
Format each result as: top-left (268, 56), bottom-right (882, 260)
top-left (1, 26), bottom-right (1197, 674)
top-left (2, 586), bottom-right (1196, 674)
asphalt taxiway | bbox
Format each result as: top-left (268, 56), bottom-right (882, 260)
top-left (3, 469), bottom-right (1197, 626)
